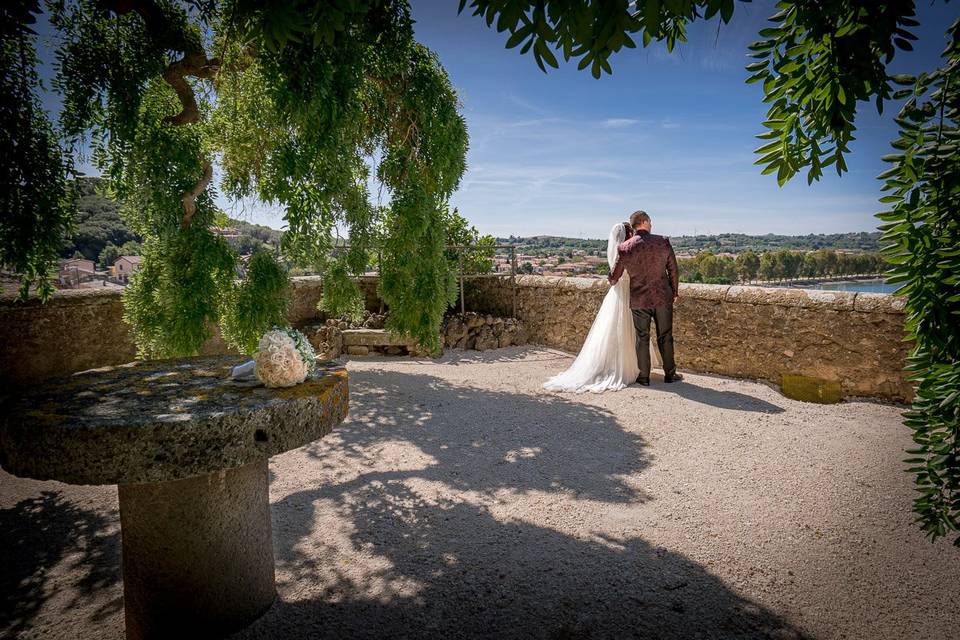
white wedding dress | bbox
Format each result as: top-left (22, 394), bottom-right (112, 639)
top-left (543, 223), bottom-right (641, 393)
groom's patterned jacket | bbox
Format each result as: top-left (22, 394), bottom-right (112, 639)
top-left (608, 230), bottom-right (679, 309)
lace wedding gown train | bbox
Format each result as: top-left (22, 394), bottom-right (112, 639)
top-left (543, 223), bottom-right (641, 393)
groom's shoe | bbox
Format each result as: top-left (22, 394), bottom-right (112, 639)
top-left (664, 372), bottom-right (684, 383)
top-left (636, 376), bottom-right (650, 386)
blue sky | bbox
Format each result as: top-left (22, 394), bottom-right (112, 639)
top-left (411, 0), bottom-right (957, 238)
top-left (44, 1), bottom-right (957, 238)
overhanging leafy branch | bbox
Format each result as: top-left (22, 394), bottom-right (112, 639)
top-left (878, 19), bottom-right (960, 545)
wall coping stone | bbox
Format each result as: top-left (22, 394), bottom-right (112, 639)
top-left (854, 291), bottom-right (907, 313)
top-left (0, 287), bottom-right (123, 308)
top-left (1, 274), bottom-right (905, 315)
top-left (679, 283), bottom-right (731, 302)
top-left (724, 285), bottom-right (857, 311)
top-left (472, 275), bottom-right (905, 315)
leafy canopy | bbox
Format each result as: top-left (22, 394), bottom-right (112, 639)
top-left (1, 1), bottom-right (74, 299)
top-left (2, 0), bottom-right (469, 356)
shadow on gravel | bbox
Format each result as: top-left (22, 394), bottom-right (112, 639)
top-left (435, 346), bottom-right (570, 366)
top-left (243, 368), bottom-right (804, 639)
top-left (652, 377), bottom-right (785, 414)
top-left (0, 490), bottom-right (122, 637)
top-left (311, 368), bottom-right (651, 503)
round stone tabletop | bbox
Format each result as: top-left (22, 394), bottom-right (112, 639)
top-left (0, 356), bottom-right (348, 485)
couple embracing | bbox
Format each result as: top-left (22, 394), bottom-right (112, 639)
top-left (544, 211), bottom-right (683, 393)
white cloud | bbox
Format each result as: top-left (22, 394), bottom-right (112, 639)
top-left (602, 118), bottom-right (642, 128)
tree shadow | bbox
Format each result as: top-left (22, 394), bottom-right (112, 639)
top-left (0, 490), bottom-right (122, 637)
top-left (238, 369), bottom-right (805, 639)
top-left (306, 368), bottom-right (651, 504)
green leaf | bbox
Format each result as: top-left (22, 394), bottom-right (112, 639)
top-left (720, 0), bottom-right (734, 23)
top-left (505, 28), bottom-right (528, 49)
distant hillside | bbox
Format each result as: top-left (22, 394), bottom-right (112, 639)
top-left (214, 218), bottom-right (283, 255)
top-left (496, 232), bottom-right (882, 255)
top-left (61, 177), bottom-right (283, 264)
top-left (61, 177), bottom-right (140, 261)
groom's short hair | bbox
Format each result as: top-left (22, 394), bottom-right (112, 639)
top-left (630, 210), bottom-right (651, 229)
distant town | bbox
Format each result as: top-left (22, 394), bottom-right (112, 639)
top-left (488, 232), bottom-right (885, 283)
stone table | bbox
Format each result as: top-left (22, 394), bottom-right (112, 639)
top-left (0, 355), bottom-right (349, 639)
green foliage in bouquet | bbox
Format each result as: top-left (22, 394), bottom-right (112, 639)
top-left (267, 327), bottom-right (317, 373)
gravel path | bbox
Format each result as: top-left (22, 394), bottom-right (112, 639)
top-left (2, 346), bottom-right (958, 639)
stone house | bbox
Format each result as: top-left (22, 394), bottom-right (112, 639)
top-left (58, 258), bottom-right (98, 288)
top-left (112, 255), bottom-right (142, 284)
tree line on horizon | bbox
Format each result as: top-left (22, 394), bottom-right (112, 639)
top-left (679, 248), bottom-right (887, 285)
top-left (497, 231), bottom-right (882, 255)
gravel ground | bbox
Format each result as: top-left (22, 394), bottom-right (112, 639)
top-left (2, 346), bottom-right (958, 639)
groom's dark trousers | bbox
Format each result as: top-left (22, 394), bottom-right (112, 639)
top-left (632, 306), bottom-right (677, 380)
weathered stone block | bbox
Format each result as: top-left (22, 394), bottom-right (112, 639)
top-left (854, 291), bottom-right (907, 313)
top-left (346, 346), bottom-right (370, 356)
top-left (0, 356), bottom-right (349, 485)
top-left (342, 329), bottom-right (416, 348)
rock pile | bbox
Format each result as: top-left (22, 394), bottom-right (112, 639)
top-left (303, 312), bottom-right (388, 359)
top-left (304, 321), bottom-right (344, 360)
top-left (442, 313), bottom-right (527, 351)
top-left (305, 312), bottom-right (526, 358)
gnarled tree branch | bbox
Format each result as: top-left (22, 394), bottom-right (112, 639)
top-left (162, 51), bottom-right (220, 125)
top-left (106, 0), bottom-right (219, 225)
top-left (181, 158), bottom-right (213, 230)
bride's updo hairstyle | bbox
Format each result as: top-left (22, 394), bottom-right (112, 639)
top-left (621, 221), bottom-right (634, 239)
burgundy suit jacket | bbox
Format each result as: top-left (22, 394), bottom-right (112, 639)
top-left (608, 231), bottom-right (679, 309)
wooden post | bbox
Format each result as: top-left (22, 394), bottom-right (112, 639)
top-left (378, 250), bottom-right (384, 314)
top-left (459, 252), bottom-right (465, 316)
top-left (510, 247), bottom-right (517, 319)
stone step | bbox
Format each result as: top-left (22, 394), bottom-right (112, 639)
top-left (341, 329), bottom-right (417, 348)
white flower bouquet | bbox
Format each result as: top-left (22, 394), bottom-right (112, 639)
top-left (231, 327), bottom-right (317, 388)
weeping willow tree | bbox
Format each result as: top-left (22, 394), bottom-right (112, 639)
top-left (2, 0), bottom-right (466, 355)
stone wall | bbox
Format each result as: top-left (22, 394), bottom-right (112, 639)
top-left (0, 277), bottom-right (380, 388)
top-left (0, 274), bottom-right (911, 400)
top-left (465, 276), bottom-right (912, 401)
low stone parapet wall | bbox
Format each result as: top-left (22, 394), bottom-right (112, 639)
top-left (0, 274), bottom-right (911, 400)
top-left (0, 278), bottom-right (349, 388)
top-left (464, 276), bottom-right (911, 401)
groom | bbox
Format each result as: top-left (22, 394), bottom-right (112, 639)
top-left (608, 210), bottom-right (683, 386)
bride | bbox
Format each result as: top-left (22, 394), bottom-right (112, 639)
top-left (543, 221), bottom-right (651, 393)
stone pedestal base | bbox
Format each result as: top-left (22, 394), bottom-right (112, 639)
top-left (118, 459), bottom-right (276, 640)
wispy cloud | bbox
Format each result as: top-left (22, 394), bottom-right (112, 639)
top-left (602, 118), bottom-right (642, 128)
top-left (505, 94), bottom-right (548, 115)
